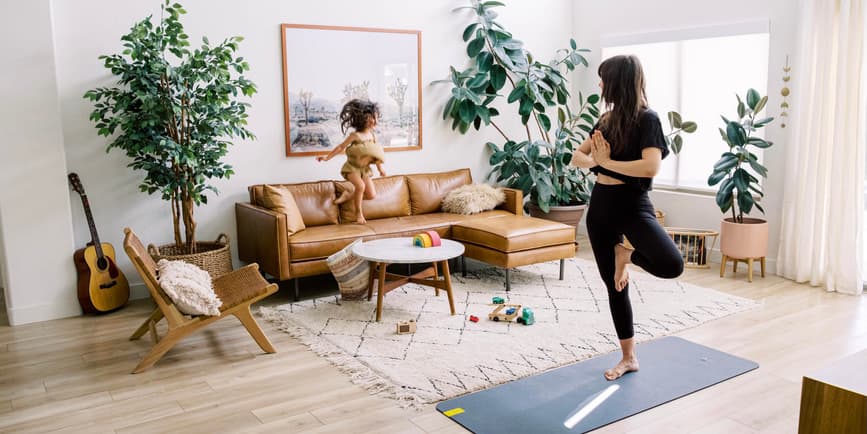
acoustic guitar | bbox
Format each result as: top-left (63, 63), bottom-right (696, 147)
top-left (69, 173), bottom-right (130, 314)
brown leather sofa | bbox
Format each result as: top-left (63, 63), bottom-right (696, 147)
top-left (236, 168), bottom-right (576, 297)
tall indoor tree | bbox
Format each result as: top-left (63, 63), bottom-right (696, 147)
top-left (85, 1), bottom-right (256, 253)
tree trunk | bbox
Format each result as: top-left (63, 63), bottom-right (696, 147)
top-left (181, 188), bottom-right (196, 254)
top-left (171, 190), bottom-right (182, 247)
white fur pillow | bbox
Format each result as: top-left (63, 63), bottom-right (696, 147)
top-left (157, 259), bottom-right (222, 316)
top-left (441, 183), bottom-right (506, 215)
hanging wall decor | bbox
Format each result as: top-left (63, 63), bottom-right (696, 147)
top-left (281, 24), bottom-right (422, 156)
top-left (780, 55), bottom-right (791, 128)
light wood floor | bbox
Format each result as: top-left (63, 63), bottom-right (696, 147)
top-left (1, 236), bottom-right (865, 433)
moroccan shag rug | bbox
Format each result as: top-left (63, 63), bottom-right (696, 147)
top-left (258, 257), bottom-right (757, 408)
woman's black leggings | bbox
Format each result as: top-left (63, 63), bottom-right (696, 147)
top-left (586, 183), bottom-right (684, 340)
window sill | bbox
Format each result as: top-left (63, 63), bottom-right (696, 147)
top-left (653, 185), bottom-right (716, 197)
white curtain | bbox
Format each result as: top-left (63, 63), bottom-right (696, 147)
top-left (777, 0), bottom-right (866, 294)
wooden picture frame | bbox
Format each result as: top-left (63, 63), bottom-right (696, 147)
top-left (280, 24), bottom-right (422, 157)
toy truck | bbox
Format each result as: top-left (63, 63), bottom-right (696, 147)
top-left (516, 307), bottom-right (535, 325)
top-left (489, 304), bottom-right (522, 322)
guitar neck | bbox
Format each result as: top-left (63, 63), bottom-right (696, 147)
top-left (79, 195), bottom-right (104, 259)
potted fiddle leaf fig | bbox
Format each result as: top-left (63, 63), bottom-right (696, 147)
top-left (84, 0), bottom-right (256, 269)
top-left (707, 88), bottom-right (774, 268)
top-left (436, 0), bottom-right (599, 228)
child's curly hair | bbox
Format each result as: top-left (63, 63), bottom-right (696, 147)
top-left (339, 99), bottom-right (381, 134)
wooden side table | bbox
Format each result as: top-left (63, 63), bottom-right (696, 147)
top-left (353, 237), bottom-right (465, 322)
top-left (720, 255), bottom-right (765, 282)
top-left (798, 349), bottom-right (867, 433)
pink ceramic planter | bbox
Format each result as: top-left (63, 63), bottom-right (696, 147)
top-left (720, 217), bottom-right (768, 259)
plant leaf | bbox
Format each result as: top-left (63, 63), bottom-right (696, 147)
top-left (462, 23), bottom-right (479, 42)
top-left (467, 37), bottom-right (486, 57)
top-left (667, 111), bottom-right (682, 129)
top-left (746, 88), bottom-right (760, 110)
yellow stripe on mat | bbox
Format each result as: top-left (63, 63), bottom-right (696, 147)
top-left (443, 408), bottom-right (465, 417)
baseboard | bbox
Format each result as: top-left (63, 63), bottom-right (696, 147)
top-left (130, 283), bottom-right (150, 301)
top-left (6, 301), bottom-right (82, 326)
top-left (5, 284), bottom-right (150, 326)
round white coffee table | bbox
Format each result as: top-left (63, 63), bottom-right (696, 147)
top-left (353, 237), bottom-right (465, 322)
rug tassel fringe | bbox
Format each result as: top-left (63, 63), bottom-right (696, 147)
top-left (258, 306), bottom-right (426, 410)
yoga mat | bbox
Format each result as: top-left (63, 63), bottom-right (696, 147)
top-left (436, 336), bottom-right (758, 433)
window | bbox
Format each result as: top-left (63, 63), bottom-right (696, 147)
top-left (601, 23), bottom-right (770, 190)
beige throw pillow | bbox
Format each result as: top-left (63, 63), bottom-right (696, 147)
top-left (157, 259), bottom-right (222, 316)
top-left (326, 239), bottom-right (369, 301)
top-left (262, 184), bottom-right (306, 235)
top-left (441, 183), bottom-right (506, 215)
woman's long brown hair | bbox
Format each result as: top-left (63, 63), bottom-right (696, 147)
top-left (597, 55), bottom-right (648, 154)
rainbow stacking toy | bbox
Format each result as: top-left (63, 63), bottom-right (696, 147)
top-left (412, 230), bottom-right (442, 248)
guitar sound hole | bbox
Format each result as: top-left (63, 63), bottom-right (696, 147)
top-left (97, 257), bottom-right (109, 270)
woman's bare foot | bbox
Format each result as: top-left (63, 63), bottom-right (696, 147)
top-left (604, 357), bottom-right (639, 381)
top-left (614, 243), bottom-right (633, 291)
top-left (334, 190), bottom-right (352, 205)
top-left (355, 216), bottom-right (367, 224)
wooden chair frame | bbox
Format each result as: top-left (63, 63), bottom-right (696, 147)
top-left (123, 228), bottom-right (278, 373)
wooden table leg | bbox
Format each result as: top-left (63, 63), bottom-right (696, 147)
top-left (720, 255), bottom-right (728, 277)
top-left (440, 260), bottom-right (456, 315)
top-left (433, 262), bottom-right (440, 297)
top-left (367, 262), bottom-right (377, 301)
top-left (733, 259), bottom-right (738, 274)
top-left (376, 262), bottom-right (387, 322)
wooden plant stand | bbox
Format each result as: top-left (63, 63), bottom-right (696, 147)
top-left (720, 255), bottom-right (766, 282)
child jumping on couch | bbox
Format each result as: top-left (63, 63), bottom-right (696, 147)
top-left (316, 99), bottom-right (386, 224)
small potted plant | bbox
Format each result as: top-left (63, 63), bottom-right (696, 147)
top-left (707, 88), bottom-right (775, 268)
top-left (84, 1), bottom-right (256, 275)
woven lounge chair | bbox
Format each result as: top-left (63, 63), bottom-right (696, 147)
top-left (122, 228), bottom-right (278, 373)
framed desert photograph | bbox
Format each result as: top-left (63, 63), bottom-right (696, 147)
top-left (281, 24), bottom-right (422, 156)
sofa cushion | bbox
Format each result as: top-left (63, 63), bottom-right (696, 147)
top-left (441, 183), bottom-right (506, 215)
top-left (288, 224), bottom-right (375, 261)
top-left (405, 168), bottom-right (472, 215)
top-left (261, 184), bottom-right (306, 235)
top-left (452, 215), bottom-right (575, 253)
top-left (336, 175), bottom-right (411, 223)
top-left (362, 213), bottom-right (460, 238)
top-left (251, 181), bottom-right (338, 227)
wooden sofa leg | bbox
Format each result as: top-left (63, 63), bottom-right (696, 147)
top-left (461, 256), bottom-right (466, 277)
top-left (505, 268), bottom-right (511, 291)
top-left (559, 259), bottom-right (565, 280)
top-left (294, 278), bottom-right (300, 301)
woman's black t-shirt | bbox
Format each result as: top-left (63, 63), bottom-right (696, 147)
top-left (588, 109), bottom-right (670, 191)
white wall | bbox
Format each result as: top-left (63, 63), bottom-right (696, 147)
top-left (0, 0), bottom-right (80, 325)
top-left (3, 0), bottom-right (803, 324)
top-left (572, 0), bottom-right (799, 271)
top-left (37, 1), bottom-right (575, 307)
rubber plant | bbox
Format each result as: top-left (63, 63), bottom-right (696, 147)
top-left (438, 0), bottom-right (695, 211)
top-left (707, 88), bottom-right (775, 222)
top-left (436, 0), bottom-right (599, 211)
top-left (84, 1), bottom-right (256, 253)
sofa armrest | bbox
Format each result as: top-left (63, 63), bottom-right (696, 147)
top-left (235, 202), bottom-right (291, 280)
top-left (497, 188), bottom-right (524, 216)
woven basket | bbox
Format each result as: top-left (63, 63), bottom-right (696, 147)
top-left (665, 228), bottom-right (720, 269)
top-left (148, 234), bottom-right (233, 279)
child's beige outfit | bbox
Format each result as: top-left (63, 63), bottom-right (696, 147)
top-left (340, 134), bottom-right (385, 179)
